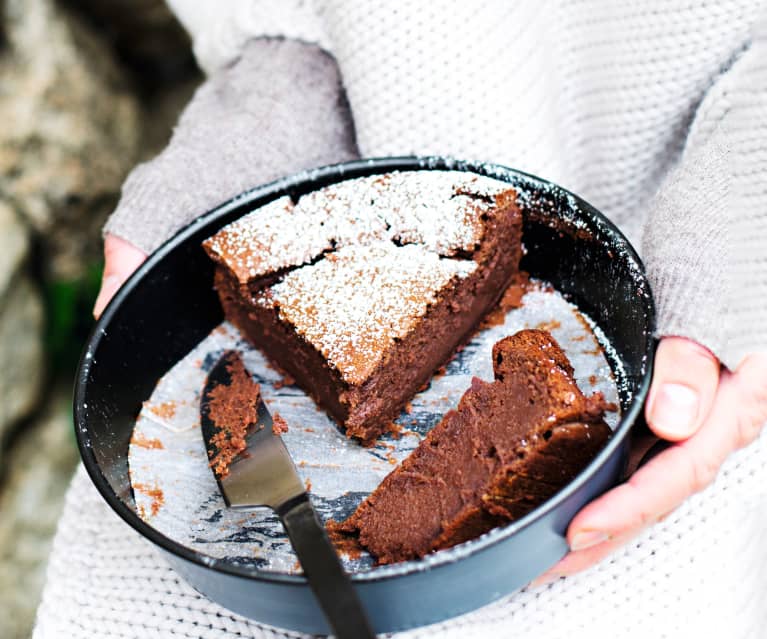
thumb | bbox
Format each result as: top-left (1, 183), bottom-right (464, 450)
top-left (93, 234), bottom-right (147, 319)
top-left (645, 336), bottom-right (720, 441)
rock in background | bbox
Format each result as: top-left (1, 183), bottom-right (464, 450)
top-left (0, 1), bottom-right (201, 637)
top-left (0, 0), bottom-right (142, 281)
top-left (0, 201), bottom-right (44, 455)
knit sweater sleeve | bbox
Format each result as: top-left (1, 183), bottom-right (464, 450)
top-left (642, 22), bottom-right (767, 371)
top-left (103, 37), bottom-right (358, 254)
top-left (164, 0), bottom-right (328, 74)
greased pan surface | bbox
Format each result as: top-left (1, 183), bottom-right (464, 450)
top-left (74, 157), bottom-right (655, 635)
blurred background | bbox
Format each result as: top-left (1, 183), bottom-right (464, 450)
top-left (0, 1), bottom-right (201, 636)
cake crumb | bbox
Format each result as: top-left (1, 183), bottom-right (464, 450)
top-left (272, 412), bottom-right (289, 436)
top-left (479, 272), bottom-right (531, 328)
top-left (146, 400), bottom-right (177, 419)
top-left (133, 482), bottom-right (164, 516)
top-left (304, 478), bottom-right (312, 492)
top-left (326, 519), bottom-right (364, 560)
top-left (130, 431), bottom-right (164, 450)
top-left (385, 421), bottom-right (403, 439)
top-left (536, 319), bottom-right (561, 332)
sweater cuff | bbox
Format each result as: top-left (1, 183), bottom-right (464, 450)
top-left (642, 140), bottom-right (734, 367)
top-left (104, 36), bottom-right (358, 255)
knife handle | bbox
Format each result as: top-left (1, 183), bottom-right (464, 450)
top-left (278, 495), bottom-right (376, 639)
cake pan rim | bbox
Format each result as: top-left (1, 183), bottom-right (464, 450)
top-left (74, 155), bottom-right (655, 586)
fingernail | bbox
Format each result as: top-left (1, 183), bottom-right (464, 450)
top-left (570, 530), bottom-right (609, 551)
top-left (650, 383), bottom-right (699, 438)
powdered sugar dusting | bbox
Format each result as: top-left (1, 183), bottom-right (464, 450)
top-left (202, 195), bottom-right (342, 283)
top-left (204, 171), bottom-right (511, 283)
top-left (258, 242), bottom-right (477, 384)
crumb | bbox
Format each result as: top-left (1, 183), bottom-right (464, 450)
top-left (386, 454), bottom-right (398, 465)
top-left (132, 482), bottom-right (164, 516)
top-left (272, 412), bottom-right (289, 436)
top-left (146, 401), bottom-right (177, 419)
top-left (479, 271), bottom-right (531, 328)
top-left (572, 309), bottom-right (595, 333)
top-left (536, 319), bottom-right (561, 332)
top-left (479, 306), bottom-right (507, 328)
top-left (304, 427), bottom-right (315, 433)
top-left (385, 421), bottom-right (403, 439)
top-left (404, 402), bottom-right (413, 414)
top-left (589, 375), bottom-right (598, 386)
top-left (304, 478), bottom-right (312, 492)
top-left (326, 519), bottom-right (364, 560)
top-left (130, 431), bottom-right (164, 450)
top-left (298, 460), bottom-right (307, 467)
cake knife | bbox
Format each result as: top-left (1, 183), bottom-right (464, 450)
top-left (200, 351), bottom-right (375, 639)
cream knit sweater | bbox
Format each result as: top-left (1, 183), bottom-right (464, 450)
top-left (38, 2), bottom-right (767, 638)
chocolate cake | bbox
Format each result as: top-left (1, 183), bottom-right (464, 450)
top-left (335, 330), bottom-right (612, 564)
top-left (203, 171), bottom-right (522, 443)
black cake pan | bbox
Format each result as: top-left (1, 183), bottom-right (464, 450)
top-left (74, 157), bottom-right (655, 635)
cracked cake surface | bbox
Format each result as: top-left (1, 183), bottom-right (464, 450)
top-left (257, 241), bottom-right (477, 385)
top-left (203, 170), bottom-right (523, 442)
top-left (203, 171), bottom-right (512, 285)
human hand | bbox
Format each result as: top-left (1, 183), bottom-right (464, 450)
top-left (533, 336), bottom-right (767, 585)
top-left (92, 234), bottom-right (147, 319)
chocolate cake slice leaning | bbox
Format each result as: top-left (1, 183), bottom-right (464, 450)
top-left (203, 171), bottom-right (522, 443)
top-left (335, 329), bottom-right (612, 565)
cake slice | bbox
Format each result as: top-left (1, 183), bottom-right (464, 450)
top-left (203, 171), bottom-right (523, 443)
top-left (335, 329), bottom-right (612, 564)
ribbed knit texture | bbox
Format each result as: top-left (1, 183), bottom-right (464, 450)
top-left (58, 2), bottom-right (767, 637)
top-left (643, 24), bottom-right (767, 368)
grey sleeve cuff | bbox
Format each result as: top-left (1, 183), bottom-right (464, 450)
top-left (104, 37), bottom-right (358, 255)
top-left (642, 140), bottom-right (734, 366)
top-left (642, 27), bottom-right (767, 371)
